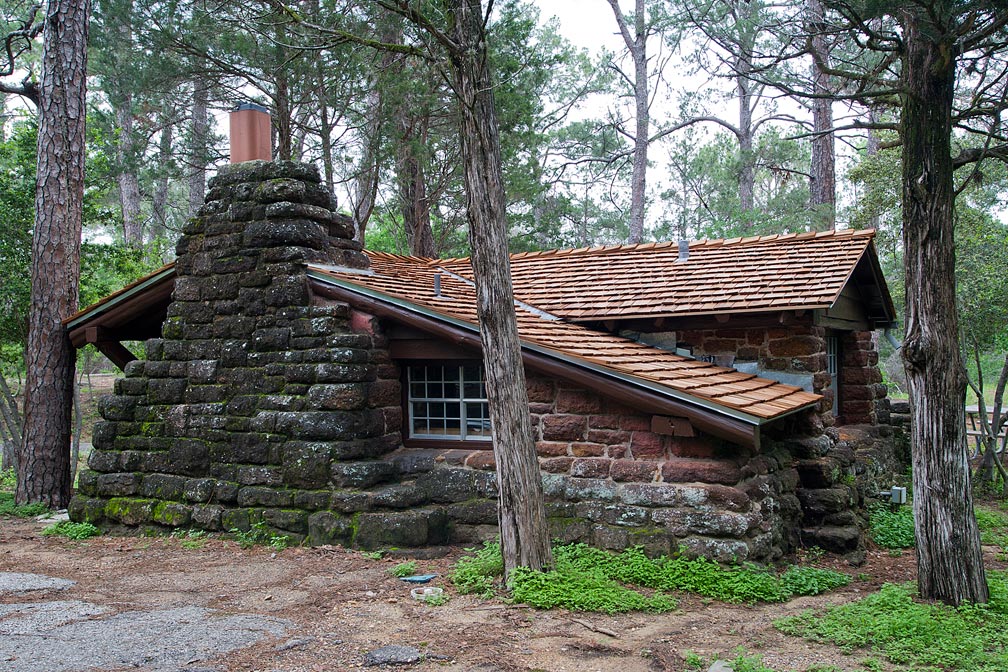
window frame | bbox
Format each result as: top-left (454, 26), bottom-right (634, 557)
top-left (404, 361), bottom-right (492, 444)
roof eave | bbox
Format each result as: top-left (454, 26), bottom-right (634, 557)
top-left (307, 270), bottom-right (822, 449)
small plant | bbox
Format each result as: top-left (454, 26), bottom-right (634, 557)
top-left (42, 521), bottom-right (101, 540)
top-left (389, 560), bottom-right (418, 578)
top-left (0, 467), bottom-right (16, 490)
top-left (230, 521), bottom-right (290, 550)
top-left (776, 572), bottom-right (1008, 671)
top-left (361, 549), bottom-right (385, 560)
top-left (0, 491), bottom-right (50, 518)
top-left (423, 592), bottom-right (449, 606)
top-left (781, 566), bottom-right (851, 596)
top-left (173, 529), bottom-right (208, 549)
top-left (451, 541), bottom-right (503, 598)
top-left (868, 504), bottom-right (915, 549)
top-left (451, 542), bottom-right (850, 613)
top-left (683, 651), bottom-right (706, 670)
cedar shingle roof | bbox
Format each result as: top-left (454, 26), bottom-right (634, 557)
top-left (308, 238), bottom-right (831, 422)
top-left (436, 229), bottom-right (878, 321)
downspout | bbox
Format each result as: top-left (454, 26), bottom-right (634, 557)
top-left (884, 327), bottom-right (901, 351)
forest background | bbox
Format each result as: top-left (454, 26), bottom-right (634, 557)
top-left (0, 0), bottom-right (1006, 463)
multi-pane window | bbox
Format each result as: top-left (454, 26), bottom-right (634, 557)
top-left (408, 363), bottom-right (491, 441)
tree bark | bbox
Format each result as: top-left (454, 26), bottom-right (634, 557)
top-left (151, 113), bottom-right (173, 238)
top-left (115, 93), bottom-right (144, 245)
top-left (397, 112), bottom-right (435, 257)
top-left (447, 0), bottom-right (553, 577)
top-left (188, 76), bottom-right (208, 218)
top-left (110, 7), bottom-right (142, 246)
top-left (608, 0), bottom-right (648, 244)
top-left (807, 0), bottom-right (835, 230)
top-left (16, 0), bottom-right (90, 508)
top-left (900, 4), bottom-right (988, 605)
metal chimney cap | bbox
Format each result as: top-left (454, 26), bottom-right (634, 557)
top-left (677, 239), bottom-right (690, 261)
top-left (234, 102), bottom-right (270, 114)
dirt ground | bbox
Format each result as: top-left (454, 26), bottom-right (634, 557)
top-left (0, 516), bottom-right (930, 672)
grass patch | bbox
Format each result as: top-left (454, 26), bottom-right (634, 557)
top-left (230, 521), bottom-right (290, 550)
top-left (41, 520), bottom-right (101, 540)
top-left (0, 468), bottom-right (15, 490)
top-left (451, 542), bottom-right (850, 613)
top-left (975, 507), bottom-right (1008, 550)
top-left (0, 490), bottom-right (49, 518)
top-left (171, 528), bottom-right (208, 549)
top-left (389, 560), bottom-right (418, 578)
top-left (776, 572), bottom-right (1008, 671)
top-left (868, 504), bottom-right (916, 549)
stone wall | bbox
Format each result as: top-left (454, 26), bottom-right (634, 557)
top-left (71, 162), bottom-right (412, 545)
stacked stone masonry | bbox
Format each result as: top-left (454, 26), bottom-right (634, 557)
top-left (69, 160), bottom-right (903, 563)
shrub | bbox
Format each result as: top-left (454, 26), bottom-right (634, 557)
top-left (42, 521), bottom-right (101, 540)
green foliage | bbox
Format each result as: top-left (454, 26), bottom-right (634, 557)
top-left (171, 528), bottom-right (208, 549)
top-left (389, 560), bottom-right (418, 578)
top-left (230, 521), bottom-right (290, 550)
top-left (681, 649), bottom-right (779, 672)
top-left (868, 504), bottom-right (916, 549)
top-left (780, 566), bottom-right (852, 596)
top-left (451, 542), bottom-right (850, 612)
top-left (451, 541), bottom-right (503, 598)
top-left (0, 490), bottom-right (49, 518)
top-left (974, 507), bottom-right (1008, 550)
top-left (508, 562), bottom-right (676, 614)
top-left (41, 521), bottom-right (101, 540)
top-left (0, 468), bottom-right (16, 490)
top-left (776, 574), bottom-right (1008, 671)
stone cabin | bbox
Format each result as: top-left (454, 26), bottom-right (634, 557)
top-left (67, 161), bottom-right (902, 563)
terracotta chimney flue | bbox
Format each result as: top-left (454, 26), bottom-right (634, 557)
top-left (229, 102), bottom-right (272, 163)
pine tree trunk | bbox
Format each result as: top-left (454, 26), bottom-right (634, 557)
top-left (115, 94), bottom-right (143, 245)
top-left (16, 0), bottom-right (90, 508)
top-left (151, 117), bottom-right (173, 238)
top-left (188, 77), bottom-right (208, 218)
top-left (900, 4), bottom-right (988, 605)
top-left (397, 112), bottom-right (435, 257)
top-left (807, 0), bottom-right (835, 230)
top-left (447, 0), bottom-right (553, 577)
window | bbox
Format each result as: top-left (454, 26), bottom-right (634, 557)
top-left (826, 334), bottom-right (840, 417)
top-left (407, 363), bottom-right (491, 441)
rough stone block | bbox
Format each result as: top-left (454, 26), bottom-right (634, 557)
top-left (235, 465), bottom-right (283, 486)
top-left (139, 473), bottom-right (187, 501)
top-left (307, 511), bottom-right (353, 545)
top-left (68, 495), bottom-right (106, 524)
top-left (570, 458), bottom-right (611, 478)
top-left (354, 508), bottom-right (449, 548)
top-left (96, 473), bottom-right (141, 497)
top-left (263, 508), bottom-right (308, 534)
top-left (152, 501), bottom-right (192, 527)
top-left (541, 415), bottom-right (587, 441)
top-left (416, 468), bottom-right (480, 503)
top-left (87, 450), bottom-right (121, 473)
top-left (307, 383), bottom-right (367, 411)
top-left (105, 497), bottom-right (155, 525)
top-left (373, 484), bottom-right (425, 509)
top-left (331, 460), bottom-right (395, 488)
top-left (237, 486), bottom-right (295, 508)
top-left (464, 452), bottom-right (496, 470)
top-left (555, 390), bottom-right (601, 415)
top-left (610, 459), bottom-right (659, 483)
top-left (282, 442), bottom-right (333, 489)
top-left (571, 442), bottom-right (606, 457)
top-left (99, 395), bottom-right (137, 421)
top-left (630, 432), bottom-right (664, 459)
